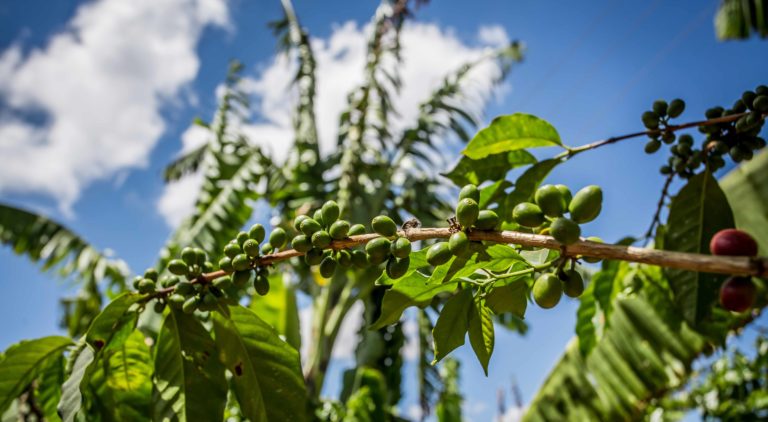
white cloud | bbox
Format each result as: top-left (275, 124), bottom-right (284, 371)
top-left (0, 0), bottom-right (229, 213)
top-left (158, 20), bottom-right (511, 226)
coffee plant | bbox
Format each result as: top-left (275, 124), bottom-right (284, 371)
top-left (1, 1), bottom-right (767, 421)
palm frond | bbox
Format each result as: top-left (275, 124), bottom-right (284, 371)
top-left (163, 142), bottom-right (209, 183)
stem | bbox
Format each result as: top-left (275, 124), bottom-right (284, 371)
top-left (148, 228), bottom-right (768, 302)
top-left (555, 112), bottom-right (761, 159)
top-left (644, 173), bottom-right (675, 240)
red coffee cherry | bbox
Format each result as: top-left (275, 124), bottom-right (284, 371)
top-left (719, 276), bottom-right (756, 313)
top-left (709, 229), bottom-right (758, 257)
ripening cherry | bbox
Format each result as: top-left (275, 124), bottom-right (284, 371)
top-left (709, 229), bottom-right (758, 257)
top-left (719, 276), bottom-right (756, 313)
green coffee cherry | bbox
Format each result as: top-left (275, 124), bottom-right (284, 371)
top-left (386, 257), bottom-right (410, 279)
top-left (456, 198), bottom-right (479, 228)
top-left (337, 250), bottom-right (352, 267)
top-left (182, 297), bottom-right (198, 314)
top-left (329, 220), bottom-right (350, 240)
top-left (248, 224), bottom-right (266, 243)
top-left (224, 243), bottom-right (242, 258)
top-left (305, 248), bottom-right (324, 266)
top-left (243, 239), bottom-right (260, 257)
top-left (645, 139), bottom-right (662, 154)
top-left (391, 237), bottom-right (412, 259)
top-left (160, 276), bottom-right (180, 288)
top-left (474, 210), bottom-right (499, 230)
top-left (448, 232), bottom-right (470, 257)
top-left (550, 217), bottom-right (581, 245)
top-left (261, 243), bottom-right (274, 255)
top-left (202, 261), bottom-right (215, 273)
top-left (294, 215), bottom-right (309, 232)
top-left (351, 250), bottom-right (369, 268)
top-left (366, 238), bottom-right (392, 259)
top-left (269, 228), bottom-right (287, 249)
top-left (138, 278), bottom-right (156, 294)
top-left (175, 280), bottom-right (195, 295)
top-left (319, 256), bottom-right (338, 278)
top-left (534, 185), bottom-right (566, 218)
top-left (641, 111), bottom-right (659, 129)
top-left (193, 249), bottom-right (207, 266)
top-left (213, 276), bottom-right (233, 290)
top-left (132, 276), bottom-right (143, 290)
top-left (168, 259), bottom-right (189, 276)
top-left (300, 218), bottom-right (322, 236)
top-left (512, 202), bottom-right (545, 228)
top-left (348, 224), bottom-right (366, 236)
top-left (367, 252), bottom-right (388, 265)
top-left (533, 274), bottom-right (562, 309)
top-left (232, 254), bottom-right (250, 271)
top-left (459, 184), bottom-right (480, 202)
top-left (181, 247), bottom-right (196, 265)
top-left (154, 301), bottom-right (166, 314)
top-left (667, 99), bottom-right (685, 118)
top-left (426, 242), bottom-right (452, 266)
top-left (313, 209), bottom-right (325, 227)
top-left (569, 185), bottom-right (603, 224)
top-left (653, 100), bottom-right (667, 116)
top-left (561, 270), bottom-right (584, 298)
top-left (372, 216), bottom-right (398, 237)
top-left (321, 200), bottom-right (340, 225)
top-left (555, 185), bottom-right (572, 208)
top-left (292, 234), bottom-right (312, 253)
top-left (169, 294), bottom-right (186, 307)
top-left (254, 275), bottom-right (270, 296)
top-left (583, 236), bottom-right (604, 263)
top-left (311, 230), bottom-right (332, 248)
top-left (236, 231), bottom-right (249, 247)
top-left (232, 270), bottom-right (252, 287)
top-left (754, 95), bottom-right (768, 112)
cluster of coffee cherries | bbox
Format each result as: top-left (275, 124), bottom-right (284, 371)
top-left (216, 223), bottom-right (286, 297)
top-left (532, 266), bottom-right (585, 309)
top-left (511, 184), bottom-right (603, 245)
top-left (710, 228), bottom-right (761, 313)
top-left (642, 87), bottom-right (767, 178)
top-left (425, 184), bottom-right (499, 266)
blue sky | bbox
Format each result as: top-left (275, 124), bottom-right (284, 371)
top-left (1, 0), bottom-right (767, 420)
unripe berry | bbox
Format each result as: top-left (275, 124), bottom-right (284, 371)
top-left (313, 209), bottom-right (325, 227)
top-left (555, 185), bottom-right (572, 208)
top-left (224, 242), bottom-right (242, 258)
top-left (459, 184), bottom-right (480, 202)
top-left (236, 231), bottom-right (249, 247)
top-left (321, 200), bottom-right (341, 225)
top-left (168, 259), bottom-right (189, 276)
top-left (456, 198), bottom-right (480, 228)
top-left (534, 185), bottom-right (566, 218)
top-left (667, 98), bottom-right (685, 118)
top-left (291, 234), bottom-right (312, 253)
top-left (243, 239), bottom-right (260, 257)
top-left (232, 254), bottom-right (250, 271)
top-left (652, 100), bottom-right (668, 116)
top-left (300, 218), bottom-right (322, 236)
top-left (213, 276), bottom-right (232, 290)
top-left (254, 274), bottom-right (270, 296)
top-left (475, 210), bottom-right (500, 230)
top-left (248, 224), bottom-right (266, 243)
top-left (391, 237), bottom-right (412, 259)
top-left (143, 268), bottom-right (159, 282)
top-left (645, 139), bottom-right (661, 154)
top-left (294, 215), bottom-right (309, 232)
top-left (366, 238), bottom-right (391, 260)
top-left (305, 248), bottom-right (324, 266)
top-left (533, 274), bottom-right (562, 309)
top-left (311, 230), bottom-right (332, 248)
top-left (319, 256), bottom-right (338, 278)
top-left (448, 232), bottom-right (470, 257)
top-left (513, 202), bottom-right (545, 227)
top-left (175, 280), bottom-right (195, 295)
top-left (550, 217), bottom-right (581, 245)
top-left (372, 216), bottom-right (398, 237)
top-left (386, 257), bottom-right (410, 279)
top-left (568, 185), bottom-right (602, 224)
top-left (337, 250), bottom-right (353, 267)
top-left (560, 270), bottom-right (584, 298)
top-left (719, 276), bottom-right (756, 312)
top-left (269, 228), bottom-right (287, 249)
top-left (232, 270), bottom-right (252, 287)
top-left (426, 242), bottom-right (452, 266)
top-left (641, 111), bottom-right (659, 129)
top-left (261, 243), bottom-right (274, 255)
top-left (182, 297), bottom-right (198, 314)
top-left (138, 278), bottom-right (156, 294)
top-left (181, 247), bottom-right (197, 265)
top-left (329, 220), bottom-right (351, 240)
top-left (348, 224), bottom-right (367, 236)
top-left (351, 250), bottom-right (369, 268)
top-left (709, 229), bottom-right (758, 256)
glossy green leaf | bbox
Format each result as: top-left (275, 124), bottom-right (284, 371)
top-left (721, 149), bottom-right (768, 254)
top-left (153, 309), bottom-right (227, 422)
top-left (36, 354), bottom-right (65, 420)
top-left (664, 171), bottom-right (734, 325)
top-left (432, 288), bottom-right (473, 363)
top-left (467, 296), bottom-right (495, 375)
top-left (485, 278), bottom-right (528, 318)
top-left (463, 113), bottom-right (562, 160)
top-left (443, 150), bottom-right (536, 186)
top-left (212, 306), bottom-right (307, 422)
top-left (370, 271), bottom-right (459, 330)
top-left (0, 336), bottom-right (71, 415)
top-left (85, 292), bottom-right (141, 352)
top-left (250, 272), bottom-right (301, 351)
top-left (575, 280), bottom-right (598, 357)
top-left (714, 0), bottom-right (768, 40)
top-left (58, 344), bottom-right (95, 422)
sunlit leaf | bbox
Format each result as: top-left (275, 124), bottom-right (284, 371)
top-left (463, 114), bottom-right (562, 160)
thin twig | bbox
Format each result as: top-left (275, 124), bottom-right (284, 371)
top-left (643, 173), bottom-right (675, 240)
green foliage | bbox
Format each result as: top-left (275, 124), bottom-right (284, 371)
top-left (0, 336), bottom-right (71, 415)
top-left (463, 113), bottom-right (562, 159)
top-left (721, 150), bottom-right (768, 254)
top-left (664, 171), bottom-right (735, 326)
top-left (715, 0), bottom-right (768, 40)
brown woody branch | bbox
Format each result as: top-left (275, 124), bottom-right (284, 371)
top-left (153, 228), bottom-right (767, 298)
